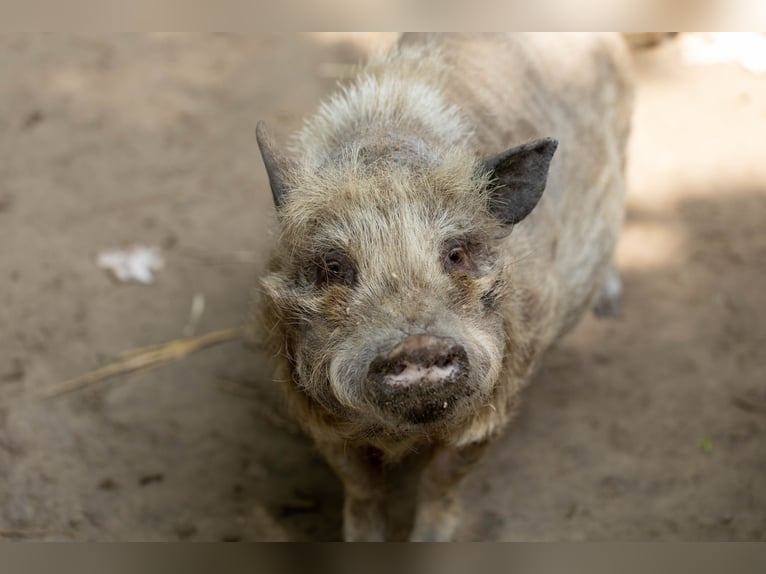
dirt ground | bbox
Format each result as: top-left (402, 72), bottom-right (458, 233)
top-left (0, 34), bottom-right (764, 541)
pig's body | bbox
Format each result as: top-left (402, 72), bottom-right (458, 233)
top-left (256, 33), bottom-right (633, 540)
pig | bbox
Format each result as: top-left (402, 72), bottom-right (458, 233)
top-left (254, 33), bottom-right (633, 541)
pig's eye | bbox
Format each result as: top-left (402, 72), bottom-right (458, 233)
top-left (317, 252), bottom-right (356, 287)
top-left (448, 247), bottom-right (466, 265)
top-left (443, 241), bottom-right (476, 274)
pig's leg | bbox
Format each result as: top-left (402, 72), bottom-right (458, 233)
top-left (593, 264), bottom-right (623, 318)
top-left (410, 440), bottom-right (488, 542)
top-left (317, 442), bottom-right (386, 541)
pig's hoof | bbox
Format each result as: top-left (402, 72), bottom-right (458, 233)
top-left (593, 293), bottom-right (622, 318)
top-left (343, 497), bottom-right (386, 542)
top-left (593, 267), bottom-right (623, 319)
top-left (410, 517), bottom-right (460, 542)
top-left (410, 498), bottom-right (461, 542)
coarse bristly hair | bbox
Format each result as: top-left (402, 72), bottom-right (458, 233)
top-left (253, 35), bottom-right (621, 460)
top-left (293, 41), bottom-right (474, 167)
top-left (250, 33), bottom-right (634, 544)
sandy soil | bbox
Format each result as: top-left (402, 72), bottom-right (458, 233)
top-left (0, 34), bottom-right (764, 541)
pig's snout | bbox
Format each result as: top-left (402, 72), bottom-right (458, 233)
top-left (365, 334), bottom-right (472, 426)
top-left (368, 335), bottom-right (468, 387)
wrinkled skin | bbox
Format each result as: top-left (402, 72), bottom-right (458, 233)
top-left (255, 33), bottom-right (633, 541)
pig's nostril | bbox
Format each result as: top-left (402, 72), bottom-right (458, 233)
top-left (392, 363), bottom-right (406, 376)
top-left (368, 336), bottom-right (468, 386)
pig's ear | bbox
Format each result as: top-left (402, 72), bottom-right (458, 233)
top-left (256, 121), bottom-right (292, 208)
top-left (483, 137), bottom-right (558, 225)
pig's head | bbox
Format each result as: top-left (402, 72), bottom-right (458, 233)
top-left (256, 121), bottom-right (556, 435)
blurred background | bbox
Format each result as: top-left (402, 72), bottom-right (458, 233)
top-left (0, 33), bottom-right (764, 540)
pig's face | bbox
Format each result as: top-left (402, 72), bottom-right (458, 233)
top-left (263, 158), bottom-right (505, 431)
top-left (256, 123), bottom-right (556, 434)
